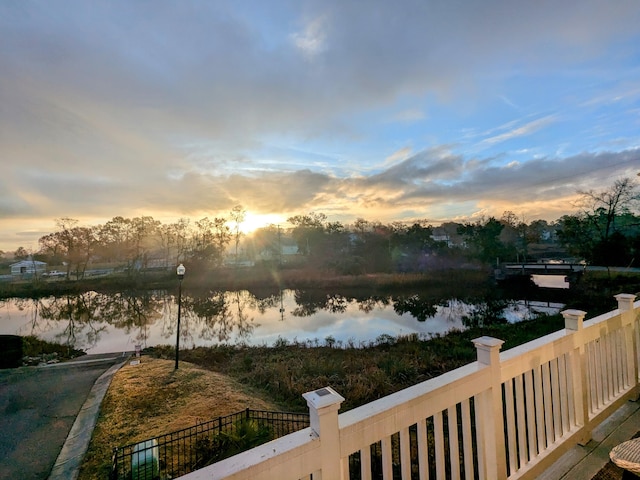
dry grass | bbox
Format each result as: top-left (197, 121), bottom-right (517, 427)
top-left (78, 357), bottom-right (280, 480)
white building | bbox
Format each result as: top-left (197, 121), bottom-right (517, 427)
top-left (10, 259), bottom-right (47, 276)
top-left (258, 244), bottom-right (298, 262)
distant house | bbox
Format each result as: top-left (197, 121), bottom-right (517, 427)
top-left (281, 245), bottom-right (298, 256)
top-left (258, 244), bottom-right (299, 263)
top-left (224, 258), bottom-right (256, 268)
top-left (10, 259), bottom-right (47, 276)
top-left (431, 232), bottom-right (460, 248)
top-left (430, 233), bottom-right (452, 246)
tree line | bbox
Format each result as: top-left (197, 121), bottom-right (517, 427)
top-left (5, 177), bottom-right (639, 278)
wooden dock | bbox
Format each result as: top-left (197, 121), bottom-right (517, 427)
top-left (495, 262), bottom-right (586, 281)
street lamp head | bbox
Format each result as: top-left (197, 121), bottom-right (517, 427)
top-left (177, 263), bottom-right (186, 279)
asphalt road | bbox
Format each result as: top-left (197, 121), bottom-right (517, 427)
top-left (0, 353), bottom-right (128, 480)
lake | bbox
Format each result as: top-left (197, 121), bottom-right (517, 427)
top-left (0, 287), bottom-right (565, 354)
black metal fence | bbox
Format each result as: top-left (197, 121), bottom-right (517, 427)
top-left (110, 408), bottom-right (310, 480)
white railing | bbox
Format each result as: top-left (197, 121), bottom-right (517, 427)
top-left (182, 294), bottom-right (640, 480)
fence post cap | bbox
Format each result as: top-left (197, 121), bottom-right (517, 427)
top-left (614, 293), bottom-right (637, 310)
top-left (614, 293), bottom-right (636, 301)
top-left (302, 386), bottom-right (345, 410)
top-left (472, 336), bottom-right (504, 366)
top-left (472, 336), bottom-right (504, 349)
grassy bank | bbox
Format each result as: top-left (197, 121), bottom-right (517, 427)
top-left (149, 270), bottom-right (639, 412)
top-left (81, 313), bottom-right (567, 478)
top-left (78, 272), bottom-right (640, 478)
top-left (79, 358), bottom-right (281, 480)
top-left (151, 311), bottom-right (569, 412)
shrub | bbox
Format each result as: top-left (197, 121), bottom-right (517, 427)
top-left (194, 418), bottom-right (273, 468)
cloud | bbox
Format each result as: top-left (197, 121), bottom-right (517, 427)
top-left (3, 0), bottom-right (638, 145)
top-left (1, 0), bottom-right (639, 249)
top-left (369, 149), bottom-right (465, 187)
top-left (498, 95), bottom-right (519, 109)
top-left (291, 14), bottom-right (329, 58)
top-left (384, 147), bottom-right (413, 165)
top-left (480, 115), bottom-right (558, 146)
top-left (325, 148), bottom-right (640, 222)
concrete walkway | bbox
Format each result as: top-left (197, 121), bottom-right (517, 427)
top-left (0, 353), bottom-right (130, 480)
top-left (540, 399), bottom-right (640, 480)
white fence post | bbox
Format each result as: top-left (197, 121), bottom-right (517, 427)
top-left (562, 308), bottom-right (589, 445)
top-left (302, 386), bottom-right (345, 480)
top-left (615, 293), bottom-right (639, 400)
top-left (473, 336), bottom-right (507, 480)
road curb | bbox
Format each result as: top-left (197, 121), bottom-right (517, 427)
top-left (41, 356), bottom-right (121, 368)
top-left (48, 353), bottom-right (131, 480)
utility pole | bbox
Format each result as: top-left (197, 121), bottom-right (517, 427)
top-left (278, 224), bottom-right (282, 266)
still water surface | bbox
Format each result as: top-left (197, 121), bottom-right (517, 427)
top-left (0, 289), bottom-right (564, 354)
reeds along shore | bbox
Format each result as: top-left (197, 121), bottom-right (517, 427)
top-left (0, 267), bottom-right (493, 299)
top-left (151, 312), bottom-right (569, 412)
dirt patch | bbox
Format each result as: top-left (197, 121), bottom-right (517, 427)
top-left (78, 356), bottom-right (280, 480)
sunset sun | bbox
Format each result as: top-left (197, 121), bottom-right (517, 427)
top-left (239, 212), bottom-right (287, 234)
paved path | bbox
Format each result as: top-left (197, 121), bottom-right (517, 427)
top-left (0, 353), bottom-right (130, 480)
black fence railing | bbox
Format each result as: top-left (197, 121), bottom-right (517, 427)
top-left (110, 408), bottom-right (310, 480)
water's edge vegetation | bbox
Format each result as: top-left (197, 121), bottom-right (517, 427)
top-left (150, 312), bottom-right (567, 412)
top-left (0, 266), bottom-right (493, 299)
top-left (9, 268), bottom-right (639, 480)
top-left (151, 270), bottom-right (639, 412)
top-left (10, 268), bottom-right (635, 410)
top-left (6, 269), bottom-right (639, 403)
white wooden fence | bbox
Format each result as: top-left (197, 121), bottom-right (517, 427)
top-left (182, 293), bottom-right (640, 480)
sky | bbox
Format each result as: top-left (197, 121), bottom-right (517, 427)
top-left (1, 0), bottom-right (640, 252)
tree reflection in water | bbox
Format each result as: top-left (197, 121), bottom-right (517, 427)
top-left (291, 291), bottom-right (350, 317)
top-left (0, 289), bottom-right (559, 353)
top-left (38, 293), bottom-right (109, 351)
top-left (98, 291), bottom-right (166, 348)
top-left (358, 296), bottom-right (391, 314)
top-left (290, 290), bottom-right (446, 321)
top-left (188, 290), bottom-right (255, 342)
top-left (392, 294), bottom-right (440, 322)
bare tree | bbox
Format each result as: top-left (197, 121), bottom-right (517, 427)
top-left (229, 205), bottom-right (246, 264)
top-left (128, 216), bottom-right (161, 272)
top-left (211, 217), bottom-right (231, 259)
top-left (158, 218), bottom-right (190, 267)
top-left (577, 177), bottom-right (639, 241)
top-left (40, 219), bottom-right (99, 278)
top-left (97, 216), bottom-right (132, 264)
top-left (55, 217), bottom-right (79, 277)
top-left (191, 217), bottom-right (221, 267)
top-left (14, 246), bottom-right (29, 260)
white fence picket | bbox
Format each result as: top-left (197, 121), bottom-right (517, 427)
top-left (179, 296), bottom-right (639, 480)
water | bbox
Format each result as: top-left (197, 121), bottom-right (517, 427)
top-left (532, 274), bottom-right (570, 289)
top-left (0, 289), bottom-right (564, 354)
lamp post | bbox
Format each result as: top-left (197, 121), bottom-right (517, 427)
top-left (175, 263), bottom-right (186, 370)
